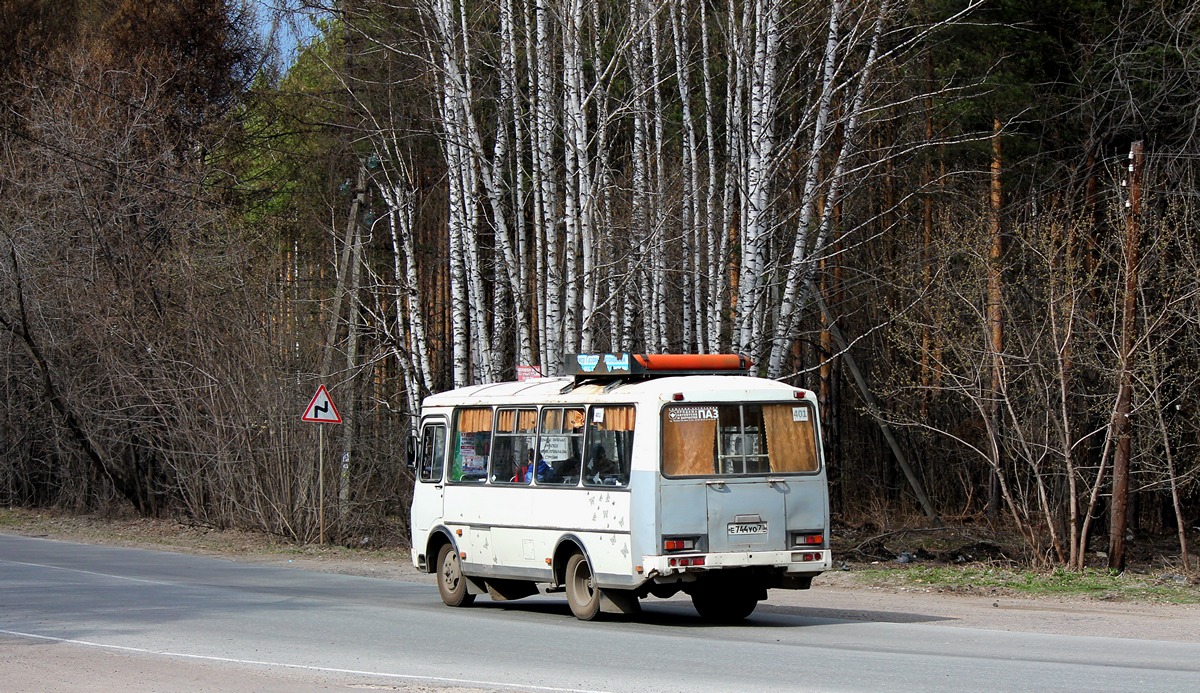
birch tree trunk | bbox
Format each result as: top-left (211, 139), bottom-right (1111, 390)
top-left (649, 7), bottom-right (669, 352)
top-left (508, 0), bottom-right (535, 369)
top-left (591, 3), bottom-right (619, 352)
top-left (717, 0), bottom-right (745, 354)
top-left (518, 0), bottom-right (548, 372)
top-left (671, 0), bottom-right (702, 352)
top-left (768, 0), bottom-right (890, 377)
top-left (434, 0), bottom-right (472, 386)
top-left (445, 0), bottom-right (531, 377)
top-left (534, 0), bottom-right (561, 373)
top-left (630, 0), bottom-right (651, 351)
top-left (734, 0), bottom-right (781, 356)
top-left (760, 0), bottom-right (842, 374)
top-left (700, 0), bottom-right (722, 352)
top-left (565, 0), bottom-right (599, 352)
top-left (381, 175), bottom-right (431, 421)
top-left (561, 0), bottom-right (585, 353)
top-left (453, 0), bottom-right (496, 382)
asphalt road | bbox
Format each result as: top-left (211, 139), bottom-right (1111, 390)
top-left (2, 533), bottom-right (1198, 693)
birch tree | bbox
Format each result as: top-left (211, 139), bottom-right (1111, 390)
top-left (379, 170), bottom-right (433, 415)
top-left (766, 0), bottom-right (854, 377)
top-left (670, 0), bottom-right (703, 352)
top-left (699, 0), bottom-right (726, 352)
top-left (732, 0), bottom-right (781, 356)
top-left (534, 0), bottom-right (562, 373)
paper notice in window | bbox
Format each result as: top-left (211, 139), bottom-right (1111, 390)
top-left (793, 407), bottom-right (809, 422)
top-left (667, 406), bottom-right (719, 422)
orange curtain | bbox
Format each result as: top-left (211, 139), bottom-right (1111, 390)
top-left (457, 407), bottom-right (493, 434)
top-left (496, 409), bottom-right (516, 433)
top-left (663, 419), bottom-right (716, 476)
top-left (762, 405), bottom-right (818, 472)
top-left (516, 409), bottom-right (537, 432)
top-left (596, 405), bottom-right (636, 431)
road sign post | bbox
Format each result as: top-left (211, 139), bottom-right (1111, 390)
top-left (302, 385), bottom-right (342, 544)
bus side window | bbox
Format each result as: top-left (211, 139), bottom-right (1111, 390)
top-left (491, 408), bottom-right (536, 484)
top-left (451, 407), bottom-right (492, 483)
top-left (585, 405), bottom-right (635, 487)
top-left (537, 407), bottom-right (584, 485)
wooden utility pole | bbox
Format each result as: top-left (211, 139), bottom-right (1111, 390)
top-left (1109, 140), bottom-right (1144, 573)
top-left (919, 53), bottom-right (935, 416)
top-left (985, 117), bottom-right (1005, 519)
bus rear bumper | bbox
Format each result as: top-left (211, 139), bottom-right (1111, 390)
top-left (642, 549), bottom-right (831, 578)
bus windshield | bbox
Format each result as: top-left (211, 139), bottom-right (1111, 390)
top-left (661, 403), bottom-right (819, 477)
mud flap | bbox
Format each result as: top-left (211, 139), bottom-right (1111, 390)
top-left (465, 575), bottom-right (488, 595)
top-left (599, 588), bottom-right (641, 614)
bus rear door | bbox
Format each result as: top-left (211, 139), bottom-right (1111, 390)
top-left (704, 477), bottom-right (789, 553)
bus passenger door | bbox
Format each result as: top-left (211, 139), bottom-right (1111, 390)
top-left (410, 419), bottom-right (447, 559)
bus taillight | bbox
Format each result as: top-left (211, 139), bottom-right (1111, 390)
top-left (791, 533), bottom-right (824, 547)
top-left (669, 556), bottom-right (706, 567)
top-left (664, 538), bottom-right (696, 551)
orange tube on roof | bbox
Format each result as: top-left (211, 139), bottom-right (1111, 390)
top-left (633, 354), bottom-right (752, 371)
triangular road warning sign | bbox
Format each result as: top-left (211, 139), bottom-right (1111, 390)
top-left (302, 385), bottom-right (343, 423)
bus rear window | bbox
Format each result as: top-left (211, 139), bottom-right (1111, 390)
top-left (662, 403), bottom-right (818, 476)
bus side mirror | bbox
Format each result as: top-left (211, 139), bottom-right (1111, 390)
top-left (405, 434), bottom-right (417, 469)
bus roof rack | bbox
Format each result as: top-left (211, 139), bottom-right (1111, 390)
top-left (564, 353), bottom-right (754, 384)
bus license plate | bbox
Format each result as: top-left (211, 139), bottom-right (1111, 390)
top-left (728, 522), bottom-right (768, 536)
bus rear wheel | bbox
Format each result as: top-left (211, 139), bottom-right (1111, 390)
top-left (564, 553), bottom-right (601, 620)
top-left (691, 589), bottom-right (758, 623)
top-left (437, 544), bottom-right (475, 607)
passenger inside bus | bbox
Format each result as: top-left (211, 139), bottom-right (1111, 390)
top-left (524, 456), bottom-right (560, 483)
top-left (554, 456), bottom-right (581, 485)
top-left (587, 444), bottom-right (623, 485)
top-left (512, 449), bottom-right (532, 483)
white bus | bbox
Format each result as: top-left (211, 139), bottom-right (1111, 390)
top-left (408, 353), bottom-right (830, 622)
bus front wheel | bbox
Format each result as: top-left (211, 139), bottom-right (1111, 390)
top-left (564, 553), bottom-right (601, 621)
top-left (437, 544), bottom-right (475, 607)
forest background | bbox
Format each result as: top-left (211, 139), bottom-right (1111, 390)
top-left (2, 0), bottom-right (1198, 574)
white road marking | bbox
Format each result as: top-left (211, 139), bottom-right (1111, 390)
top-left (0, 559), bottom-right (173, 585)
top-left (0, 628), bottom-right (612, 693)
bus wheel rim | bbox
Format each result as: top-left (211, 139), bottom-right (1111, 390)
top-left (443, 550), bottom-right (461, 590)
